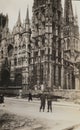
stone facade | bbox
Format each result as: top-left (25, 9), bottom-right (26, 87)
top-left (29, 0), bottom-right (63, 90)
top-left (0, 9), bottom-right (31, 90)
top-left (63, 0), bottom-right (80, 90)
top-left (0, 0), bottom-right (80, 92)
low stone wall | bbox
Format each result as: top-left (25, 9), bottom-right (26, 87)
top-left (53, 89), bottom-right (80, 100)
top-left (0, 89), bottom-right (19, 96)
top-left (22, 89), bottom-right (80, 100)
top-left (1, 88), bottom-right (80, 100)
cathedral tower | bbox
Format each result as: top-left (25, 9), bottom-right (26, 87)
top-left (0, 14), bottom-right (10, 87)
top-left (63, 0), bottom-right (80, 89)
top-left (12, 9), bottom-right (31, 88)
top-left (29, 0), bottom-right (63, 90)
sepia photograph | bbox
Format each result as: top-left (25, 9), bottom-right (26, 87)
top-left (0, 0), bottom-right (80, 130)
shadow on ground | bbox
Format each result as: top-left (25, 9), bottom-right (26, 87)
top-left (0, 110), bottom-right (46, 130)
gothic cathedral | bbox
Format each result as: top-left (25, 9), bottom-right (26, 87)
top-left (0, 0), bottom-right (80, 92)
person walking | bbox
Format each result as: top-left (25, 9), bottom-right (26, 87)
top-left (47, 91), bottom-right (52, 112)
top-left (28, 92), bottom-right (32, 101)
top-left (39, 92), bottom-right (46, 112)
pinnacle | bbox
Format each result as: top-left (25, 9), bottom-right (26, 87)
top-left (64, 0), bottom-right (74, 24)
top-left (25, 6), bottom-right (30, 24)
top-left (17, 10), bottom-right (21, 26)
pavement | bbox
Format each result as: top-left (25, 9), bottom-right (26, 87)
top-left (1, 97), bottom-right (80, 130)
top-left (6, 96), bottom-right (80, 109)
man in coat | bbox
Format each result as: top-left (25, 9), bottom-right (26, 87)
top-left (47, 91), bottom-right (52, 112)
top-left (39, 92), bottom-right (46, 112)
top-left (28, 92), bottom-right (32, 101)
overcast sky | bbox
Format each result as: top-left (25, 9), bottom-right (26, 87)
top-left (0, 0), bottom-right (80, 31)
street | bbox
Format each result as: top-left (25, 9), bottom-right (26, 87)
top-left (0, 97), bottom-right (80, 130)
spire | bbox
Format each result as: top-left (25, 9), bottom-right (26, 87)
top-left (13, 10), bottom-right (23, 34)
top-left (24, 6), bottom-right (31, 32)
top-left (64, 0), bottom-right (74, 25)
top-left (74, 6), bottom-right (79, 36)
top-left (17, 10), bottom-right (21, 26)
top-left (25, 6), bottom-right (30, 24)
top-left (74, 6), bottom-right (78, 26)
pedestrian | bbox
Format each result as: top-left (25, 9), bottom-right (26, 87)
top-left (28, 92), bottom-right (32, 101)
top-left (47, 91), bottom-right (52, 112)
top-left (39, 92), bottom-right (46, 112)
top-left (0, 94), bottom-right (4, 104)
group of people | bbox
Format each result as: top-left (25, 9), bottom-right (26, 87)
top-left (28, 91), bottom-right (53, 112)
top-left (40, 91), bottom-right (52, 112)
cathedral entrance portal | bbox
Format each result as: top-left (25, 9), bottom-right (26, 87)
top-left (1, 69), bottom-right (10, 87)
top-left (15, 73), bottom-right (22, 86)
top-left (1, 57), bottom-right (10, 87)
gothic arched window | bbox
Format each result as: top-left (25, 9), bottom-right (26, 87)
top-left (19, 45), bottom-right (21, 50)
top-left (14, 58), bottom-right (17, 66)
top-left (22, 44), bottom-right (26, 49)
top-left (15, 46), bottom-right (17, 51)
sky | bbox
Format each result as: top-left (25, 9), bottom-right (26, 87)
top-left (0, 0), bottom-right (80, 31)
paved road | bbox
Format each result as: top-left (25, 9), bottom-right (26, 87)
top-left (1, 97), bottom-right (80, 130)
